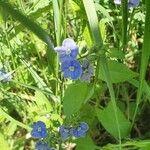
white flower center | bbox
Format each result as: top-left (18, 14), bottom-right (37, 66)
top-left (66, 48), bottom-right (71, 55)
top-left (38, 127), bottom-right (42, 132)
top-left (69, 66), bottom-right (75, 71)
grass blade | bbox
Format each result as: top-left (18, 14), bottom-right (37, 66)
top-left (0, 107), bottom-right (31, 130)
top-left (9, 5), bottom-right (50, 41)
top-left (82, 0), bottom-right (122, 147)
top-left (52, 0), bottom-right (63, 95)
top-left (121, 0), bottom-right (128, 51)
top-left (82, 0), bottom-right (103, 47)
top-left (0, 1), bottom-right (56, 74)
top-left (131, 0), bottom-right (150, 127)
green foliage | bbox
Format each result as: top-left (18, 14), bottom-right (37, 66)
top-left (75, 136), bottom-right (99, 150)
top-left (99, 60), bottom-right (138, 83)
top-left (0, 0), bottom-right (150, 149)
top-left (34, 91), bottom-right (53, 111)
top-left (0, 133), bottom-right (10, 150)
top-left (63, 82), bottom-right (94, 116)
top-left (96, 101), bottom-right (131, 139)
top-left (131, 0), bottom-right (150, 128)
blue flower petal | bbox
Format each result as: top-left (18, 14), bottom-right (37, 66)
top-left (35, 141), bottom-right (54, 150)
top-left (54, 38), bottom-right (78, 62)
top-left (31, 121), bottom-right (47, 138)
top-left (0, 71), bottom-right (13, 82)
top-left (61, 60), bottom-right (82, 80)
top-left (79, 122), bottom-right (89, 132)
top-left (61, 60), bottom-right (71, 72)
top-left (59, 125), bottom-right (70, 140)
top-left (128, 0), bottom-right (140, 8)
top-left (114, 0), bottom-right (140, 8)
top-left (70, 127), bottom-right (86, 138)
top-left (80, 60), bottom-right (94, 82)
top-left (62, 38), bottom-right (78, 50)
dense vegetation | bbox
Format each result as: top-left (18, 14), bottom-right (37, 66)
top-left (0, 0), bottom-right (150, 149)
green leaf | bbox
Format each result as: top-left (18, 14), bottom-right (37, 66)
top-left (129, 79), bottom-right (150, 103)
top-left (82, 0), bottom-right (103, 47)
top-left (96, 101), bottom-right (131, 139)
top-left (63, 82), bottom-right (94, 117)
top-left (5, 122), bottom-right (17, 136)
top-left (95, 3), bottom-right (113, 27)
top-left (103, 140), bottom-right (150, 150)
top-left (83, 25), bottom-right (93, 47)
top-left (29, 0), bottom-right (50, 13)
top-left (75, 136), bottom-right (99, 150)
top-left (35, 91), bottom-right (52, 112)
top-left (0, 133), bottom-right (10, 150)
top-left (99, 60), bottom-right (138, 83)
top-left (99, 19), bottom-right (106, 42)
top-left (107, 49), bottom-right (125, 59)
top-left (95, 3), bottom-right (117, 42)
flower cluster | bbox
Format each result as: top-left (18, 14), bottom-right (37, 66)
top-left (54, 38), bottom-right (82, 80)
top-left (31, 121), bottom-right (54, 150)
top-left (80, 59), bottom-right (94, 82)
top-left (54, 39), bottom-right (94, 81)
top-left (0, 70), bottom-right (13, 82)
top-left (59, 122), bottom-right (89, 140)
top-left (114, 0), bottom-right (140, 8)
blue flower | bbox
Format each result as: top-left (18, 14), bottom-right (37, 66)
top-left (0, 71), bottom-right (13, 82)
top-left (54, 38), bottom-right (78, 62)
top-left (79, 122), bottom-right (89, 132)
top-left (59, 125), bottom-right (71, 140)
top-left (80, 59), bottom-right (94, 82)
top-left (61, 59), bottom-right (82, 80)
top-left (31, 121), bottom-right (47, 138)
top-left (35, 141), bottom-right (55, 150)
top-left (128, 0), bottom-right (140, 8)
top-left (70, 122), bottom-right (89, 138)
top-left (114, 0), bottom-right (140, 8)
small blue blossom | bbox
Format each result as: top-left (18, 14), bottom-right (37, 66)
top-left (79, 122), bottom-right (89, 132)
top-left (61, 59), bottom-right (82, 80)
top-left (114, 0), bottom-right (140, 8)
top-left (80, 59), bottom-right (94, 82)
top-left (35, 141), bottom-right (55, 150)
top-left (31, 121), bottom-right (47, 138)
top-left (59, 125), bottom-right (71, 140)
top-left (54, 38), bottom-right (78, 62)
top-left (0, 71), bottom-right (13, 82)
top-left (70, 122), bottom-right (89, 138)
top-left (128, 0), bottom-right (140, 8)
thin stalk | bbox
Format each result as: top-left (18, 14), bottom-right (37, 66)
top-left (121, 0), bottom-right (128, 52)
